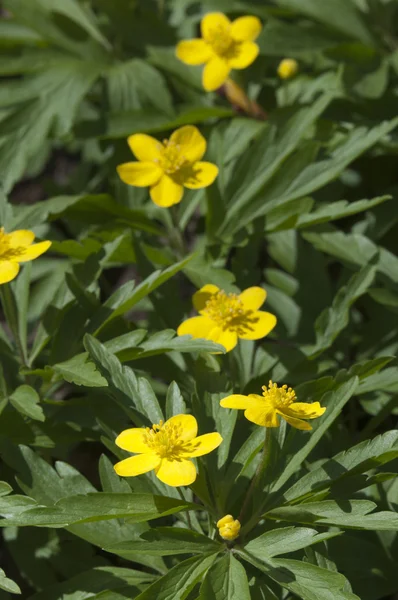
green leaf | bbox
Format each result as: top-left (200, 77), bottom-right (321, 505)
top-left (53, 353), bottom-right (108, 387)
top-left (134, 554), bottom-right (218, 600)
top-left (0, 492), bottom-right (199, 527)
top-left (245, 526), bottom-right (341, 560)
top-left (198, 554), bottom-right (251, 600)
top-left (88, 255), bottom-right (193, 334)
top-left (276, 0), bottom-right (373, 44)
top-left (306, 259), bottom-right (377, 357)
top-left (107, 58), bottom-right (173, 115)
top-left (303, 229), bottom-right (398, 284)
top-left (266, 502), bottom-right (398, 530)
top-left (0, 568), bottom-right (21, 594)
top-left (27, 566), bottom-right (155, 600)
top-left (84, 334), bottom-right (164, 425)
top-left (9, 384), bottom-right (45, 422)
top-left (220, 94), bottom-right (333, 237)
top-left (296, 196), bottom-right (391, 229)
top-left (283, 430), bottom-right (398, 502)
top-left (0, 481), bottom-right (12, 497)
top-left (166, 382), bottom-right (186, 419)
top-left (240, 551), bottom-right (359, 600)
top-left (106, 527), bottom-right (221, 557)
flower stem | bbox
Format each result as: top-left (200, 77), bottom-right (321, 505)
top-left (177, 487), bottom-right (193, 529)
top-left (169, 206), bottom-right (186, 258)
top-left (0, 284), bottom-right (27, 366)
top-left (238, 428), bottom-right (272, 529)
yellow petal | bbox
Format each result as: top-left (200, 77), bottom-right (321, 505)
top-left (209, 327), bottom-right (238, 352)
top-left (115, 428), bottom-right (150, 453)
top-left (114, 453), bottom-right (160, 477)
top-left (7, 230), bottom-right (35, 247)
top-left (0, 260), bottom-right (19, 284)
top-left (165, 414), bottom-right (198, 442)
top-left (239, 286), bottom-right (266, 311)
top-left (244, 404), bottom-right (280, 427)
top-left (127, 134), bottom-right (162, 162)
top-left (17, 241), bottom-right (51, 263)
top-left (217, 514), bottom-right (234, 528)
top-left (192, 284), bottom-right (220, 312)
top-left (203, 56), bottom-right (230, 91)
top-left (169, 125), bottom-right (206, 162)
top-left (156, 457), bottom-right (196, 487)
top-left (183, 432), bottom-right (223, 457)
top-left (282, 402), bottom-right (326, 420)
top-left (229, 42), bottom-right (259, 69)
top-left (230, 16), bottom-right (262, 42)
top-left (117, 162), bottom-right (162, 187)
top-left (177, 315), bottom-right (215, 338)
top-left (278, 58), bottom-right (299, 80)
top-left (150, 175), bottom-right (184, 207)
top-left (201, 12), bottom-right (231, 42)
top-left (238, 311), bottom-right (277, 340)
top-left (176, 39), bottom-right (212, 65)
top-left (280, 414), bottom-right (313, 431)
top-left (182, 162), bottom-right (219, 189)
top-left (220, 394), bottom-right (251, 409)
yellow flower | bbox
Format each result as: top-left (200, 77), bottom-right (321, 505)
top-left (176, 12), bottom-right (262, 91)
top-left (217, 514), bottom-right (241, 541)
top-left (277, 58), bottom-right (299, 80)
top-left (0, 228), bottom-right (51, 285)
top-left (220, 381), bottom-right (326, 430)
top-left (116, 125), bottom-right (218, 208)
top-left (114, 414), bottom-right (222, 487)
top-left (177, 284), bottom-right (277, 353)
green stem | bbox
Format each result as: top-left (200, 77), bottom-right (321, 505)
top-left (177, 487), bottom-right (193, 529)
top-left (0, 284), bottom-right (27, 366)
top-left (169, 206), bottom-right (186, 258)
top-left (238, 428), bottom-right (272, 528)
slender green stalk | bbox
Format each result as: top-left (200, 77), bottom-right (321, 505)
top-left (177, 487), bottom-right (193, 529)
top-left (0, 284), bottom-right (27, 366)
top-left (238, 428), bottom-right (272, 527)
top-left (169, 206), bottom-right (187, 258)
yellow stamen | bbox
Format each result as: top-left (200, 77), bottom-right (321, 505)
top-left (262, 380), bottom-right (297, 409)
top-left (153, 140), bottom-right (187, 175)
top-left (143, 420), bottom-right (199, 459)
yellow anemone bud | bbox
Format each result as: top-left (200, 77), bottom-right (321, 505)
top-left (217, 514), bottom-right (241, 541)
top-left (277, 58), bottom-right (299, 80)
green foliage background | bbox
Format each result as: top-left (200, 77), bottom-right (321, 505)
top-left (0, 0), bottom-right (398, 598)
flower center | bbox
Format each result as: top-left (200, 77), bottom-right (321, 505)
top-left (262, 380), bottom-right (297, 409)
top-left (203, 291), bottom-right (246, 329)
top-left (0, 228), bottom-right (24, 261)
top-left (143, 420), bottom-right (188, 459)
top-left (154, 140), bottom-right (187, 175)
top-left (206, 25), bottom-right (234, 56)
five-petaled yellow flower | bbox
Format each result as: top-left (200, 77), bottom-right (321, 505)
top-left (217, 514), bottom-right (241, 541)
top-left (177, 284), bottom-right (277, 353)
top-left (176, 12), bottom-right (262, 91)
top-left (278, 58), bottom-right (299, 80)
top-left (220, 381), bottom-right (326, 430)
top-left (117, 125), bottom-right (218, 208)
top-left (0, 228), bottom-right (51, 285)
top-left (114, 414), bottom-right (222, 487)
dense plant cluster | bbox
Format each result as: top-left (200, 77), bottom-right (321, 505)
top-left (0, 1), bottom-right (398, 599)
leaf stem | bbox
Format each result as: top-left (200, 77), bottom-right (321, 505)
top-left (178, 487), bottom-right (193, 529)
top-left (0, 284), bottom-right (27, 366)
top-left (169, 206), bottom-right (187, 258)
top-left (238, 428), bottom-right (272, 532)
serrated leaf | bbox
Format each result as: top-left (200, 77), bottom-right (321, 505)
top-left (9, 384), bottom-right (45, 422)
